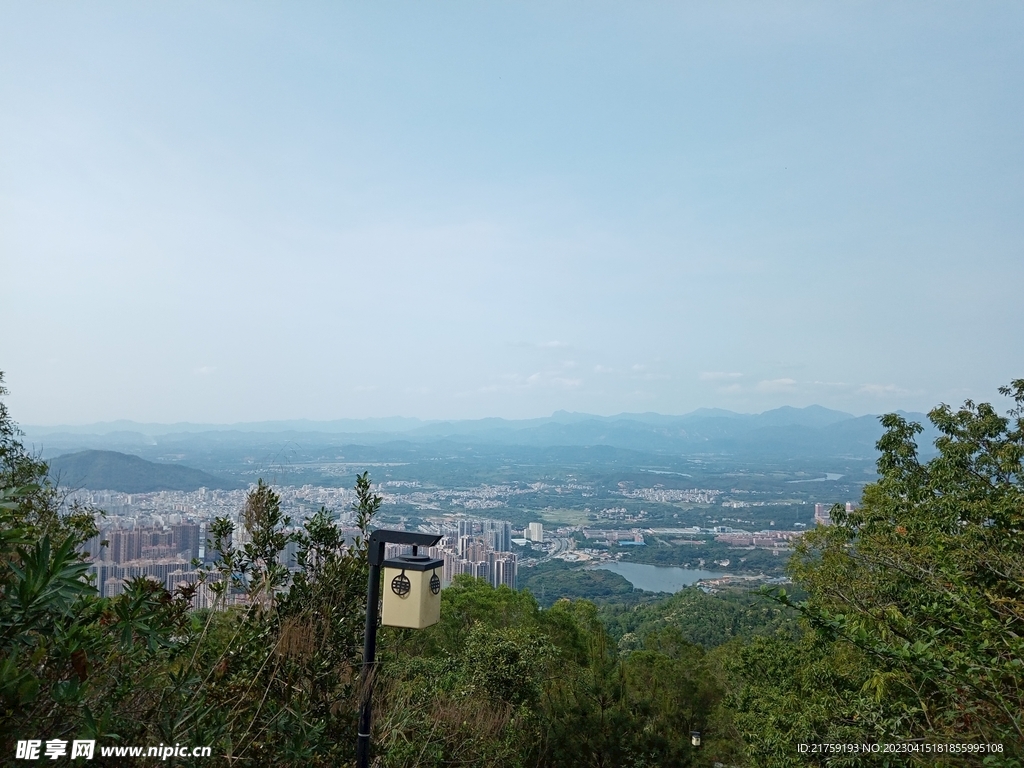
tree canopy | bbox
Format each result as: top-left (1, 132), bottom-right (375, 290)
top-left (728, 380), bottom-right (1024, 766)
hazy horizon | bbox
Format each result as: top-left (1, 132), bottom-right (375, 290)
top-left (3, 3), bottom-right (1022, 424)
top-left (22, 402), bottom-right (929, 435)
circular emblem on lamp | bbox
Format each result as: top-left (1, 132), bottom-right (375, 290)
top-left (391, 572), bottom-right (411, 597)
top-left (430, 573), bottom-right (441, 595)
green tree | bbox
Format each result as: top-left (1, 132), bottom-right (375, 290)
top-left (0, 372), bottom-right (195, 760)
top-left (372, 578), bottom-right (555, 768)
top-left (178, 473), bottom-right (380, 765)
top-left (732, 380), bottom-right (1024, 766)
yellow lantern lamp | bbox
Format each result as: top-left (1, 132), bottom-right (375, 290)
top-left (381, 553), bottom-right (444, 629)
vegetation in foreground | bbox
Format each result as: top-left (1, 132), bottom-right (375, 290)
top-left (2, 372), bottom-right (1022, 766)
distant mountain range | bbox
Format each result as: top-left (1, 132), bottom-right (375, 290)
top-left (47, 450), bottom-right (241, 493)
top-left (26, 404), bottom-right (895, 436)
top-left (26, 405), bottom-right (939, 460)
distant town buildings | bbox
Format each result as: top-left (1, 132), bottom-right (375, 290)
top-left (813, 504), bottom-right (831, 526)
top-left (582, 529), bottom-right (644, 545)
top-left (453, 518), bottom-right (517, 588)
top-left (458, 518), bottom-right (512, 552)
top-left (82, 522), bottom-right (201, 601)
top-left (619, 487), bottom-right (721, 504)
top-left (813, 502), bottom-right (852, 526)
top-left (714, 529), bottom-right (798, 551)
top-left (527, 522), bottom-right (544, 543)
top-left (69, 478), bottom-right (845, 606)
top-left (74, 484), bottom-right (526, 605)
top-left (387, 517), bottom-right (518, 590)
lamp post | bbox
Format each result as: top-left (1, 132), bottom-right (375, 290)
top-left (356, 529), bottom-right (442, 768)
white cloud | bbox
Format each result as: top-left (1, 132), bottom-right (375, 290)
top-left (552, 377), bottom-right (583, 389)
top-left (477, 369), bottom-right (584, 394)
top-left (699, 371), bottom-right (743, 382)
top-left (858, 383), bottom-right (910, 396)
top-left (756, 378), bottom-right (798, 392)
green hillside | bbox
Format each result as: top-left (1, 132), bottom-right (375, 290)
top-left (47, 449), bottom-right (241, 492)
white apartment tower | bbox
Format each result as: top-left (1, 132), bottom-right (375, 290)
top-left (814, 504), bottom-right (832, 526)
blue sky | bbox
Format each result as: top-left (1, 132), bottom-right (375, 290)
top-left (2, 2), bottom-right (1022, 423)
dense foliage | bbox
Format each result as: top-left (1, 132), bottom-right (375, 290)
top-left (602, 586), bottom-right (799, 650)
top-left (620, 538), bottom-right (789, 576)
top-left (517, 559), bottom-right (638, 607)
top-left (726, 380), bottom-right (1024, 766)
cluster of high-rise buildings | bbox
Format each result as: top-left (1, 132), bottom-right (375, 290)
top-left (83, 518), bottom-right (309, 608)
top-left (82, 523), bottom-right (207, 601)
top-left (82, 511), bottom-right (539, 607)
top-left (446, 518), bottom-right (517, 588)
top-left (383, 518), bottom-right (529, 591)
top-left (381, 517), bottom-right (556, 592)
top-left (813, 502), bottom-right (855, 526)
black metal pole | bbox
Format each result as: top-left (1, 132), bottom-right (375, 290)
top-left (356, 558), bottom-right (381, 768)
top-left (355, 529), bottom-right (441, 768)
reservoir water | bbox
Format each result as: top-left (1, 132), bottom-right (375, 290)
top-left (591, 561), bottom-right (726, 593)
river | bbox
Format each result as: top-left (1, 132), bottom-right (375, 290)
top-left (591, 561), bottom-right (727, 593)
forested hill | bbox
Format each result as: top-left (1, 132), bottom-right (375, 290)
top-left (47, 450), bottom-right (241, 492)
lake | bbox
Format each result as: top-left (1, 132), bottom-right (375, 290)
top-left (591, 561), bottom-right (726, 593)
